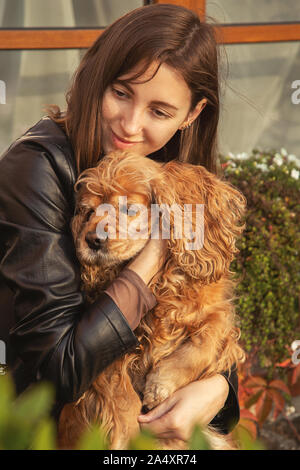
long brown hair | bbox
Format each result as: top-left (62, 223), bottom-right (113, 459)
top-left (48, 4), bottom-right (221, 176)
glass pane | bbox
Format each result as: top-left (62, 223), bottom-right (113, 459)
top-left (218, 41), bottom-right (300, 159)
top-left (0, 49), bottom-right (82, 153)
top-left (206, 0), bottom-right (300, 24)
top-left (1, 42), bottom-right (300, 162)
top-left (0, 0), bottom-right (143, 28)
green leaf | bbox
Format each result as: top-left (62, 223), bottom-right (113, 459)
top-left (1, 421), bottom-right (32, 450)
top-left (13, 381), bottom-right (55, 424)
top-left (77, 424), bottom-right (108, 450)
top-left (188, 424), bottom-right (212, 450)
top-left (233, 426), bottom-right (265, 450)
top-left (0, 374), bottom-right (15, 428)
top-left (30, 418), bottom-right (57, 450)
top-left (0, 377), bottom-right (55, 449)
top-left (128, 428), bottom-right (159, 450)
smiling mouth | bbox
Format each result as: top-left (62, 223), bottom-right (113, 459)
top-left (112, 130), bottom-right (142, 144)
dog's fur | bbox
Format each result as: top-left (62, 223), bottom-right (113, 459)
top-left (58, 150), bottom-right (246, 450)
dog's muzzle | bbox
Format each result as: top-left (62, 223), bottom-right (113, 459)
top-left (85, 231), bottom-right (106, 251)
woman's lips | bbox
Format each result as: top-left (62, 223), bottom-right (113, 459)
top-left (111, 130), bottom-right (141, 149)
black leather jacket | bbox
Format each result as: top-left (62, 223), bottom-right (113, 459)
top-left (0, 116), bottom-right (240, 433)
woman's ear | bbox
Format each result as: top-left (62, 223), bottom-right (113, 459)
top-left (154, 161), bottom-right (246, 283)
top-left (185, 98), bottom-right (207, 126)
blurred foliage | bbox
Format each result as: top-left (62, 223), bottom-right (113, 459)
top-left (0, 371), bottom-right (56, 450)
top-left (219, 149), bottom-right (300, 446)
top-left (0, 372), bottom-right (264, 450)
top-left (220, 149), bottom-right (300, 372)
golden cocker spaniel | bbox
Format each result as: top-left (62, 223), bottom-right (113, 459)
top-left (58, 150), bottom-right (246, 450)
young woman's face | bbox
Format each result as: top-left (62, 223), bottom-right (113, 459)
top-left (101, 61), bottom-right (206, 156)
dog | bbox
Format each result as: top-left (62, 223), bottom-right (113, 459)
top-left (58, 150), bottom-right (246, 450)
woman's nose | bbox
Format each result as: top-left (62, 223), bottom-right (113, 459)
top-left (120, 108), bottom-right (143, 136)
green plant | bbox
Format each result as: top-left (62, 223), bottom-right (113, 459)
top-left (0, 372), bottom-right (263, 450)
top-left (220, 149), bottom-right (300, 370)
top-left (0, 372), bottom-right (56, 449)
top-left (236, 354), bottom-right (300, 448)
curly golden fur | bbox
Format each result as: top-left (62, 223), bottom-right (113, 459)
top-left (58, 150), bottom-right (246, 450)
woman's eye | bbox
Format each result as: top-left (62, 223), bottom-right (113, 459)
top-left (113, 88), bottom-right (127, 98)
top-left (153, 109), bottom-right (170, 119)
top-left (111, 86), bottom-right (170, 119)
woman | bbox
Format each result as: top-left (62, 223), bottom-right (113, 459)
top-left (0, 4), bottom-right (239, 444)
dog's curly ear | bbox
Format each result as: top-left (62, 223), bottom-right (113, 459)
top-left (153, 161), bottom-right (247, 283)
top-left (70, 189), bottom-right (87, 242)
top-left (72, 172), bottom-right (94, 238)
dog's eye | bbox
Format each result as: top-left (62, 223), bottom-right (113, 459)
top-left (119, 205), bottom-right (137, 216)
top-left (119, 205), bottom-right (128, 215)
top-left (127, 208), bottom-right (137, 216)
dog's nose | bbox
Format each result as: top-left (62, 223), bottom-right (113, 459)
top-left (85, 231), bottom-right (103, 251)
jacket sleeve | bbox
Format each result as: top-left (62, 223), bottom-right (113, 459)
top-left (0, 140), bottom-right (139, 403)
top-left (209, 365), bottom-right (240, 434)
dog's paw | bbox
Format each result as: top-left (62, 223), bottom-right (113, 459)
top-left (142, 376), bottom-right (172, 411)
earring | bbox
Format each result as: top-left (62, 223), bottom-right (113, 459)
top-left (180, 121), bottom-right (192, 131)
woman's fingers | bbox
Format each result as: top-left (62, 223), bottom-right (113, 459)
top-left (138, 396), bottom-right (176, 423)
top-left (136, 377), bottom-right (230, 442)
top-left (137, 396), bottom-right (188, 441)
top-left (126, 237), bottom-right (168, 284)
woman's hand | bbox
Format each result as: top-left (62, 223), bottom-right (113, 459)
top-left (127, 238), bottom-right (168, 286)
top-left (137, 374), bottom-right (229, 442)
